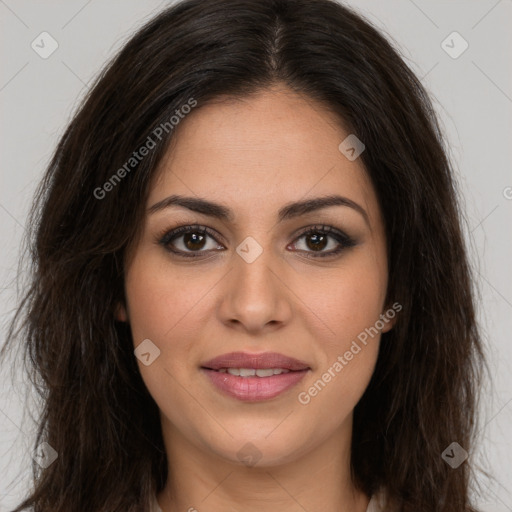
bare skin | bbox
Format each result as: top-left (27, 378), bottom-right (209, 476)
top-left (117, 84), bottom-right (395, 512)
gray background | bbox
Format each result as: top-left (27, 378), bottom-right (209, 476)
top-left (0, 1), bottom-right (511, 510)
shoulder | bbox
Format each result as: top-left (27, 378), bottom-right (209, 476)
top-left (367, 487), bottom-right (397, 512)
top-left (151, 494), bottom-right (162, 512)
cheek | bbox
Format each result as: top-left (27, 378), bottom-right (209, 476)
top-left (124, 253), bottom-right (213, 345)
top-left (293, 252), bottom-right (386, 408)
top-left (300, 254), bottom-right (387, 348)
top-left (124, 254), bottom-right (219, 407)
top-left (295, 282), bottom-right (384, 436)
top-left (123, 256), bottom-right (212, 429)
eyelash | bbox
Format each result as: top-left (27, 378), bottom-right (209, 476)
top-left (156, 224), bottom-right (357, 260)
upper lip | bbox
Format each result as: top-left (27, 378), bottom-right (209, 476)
top-left (201, 352), bottom-right (310, 371)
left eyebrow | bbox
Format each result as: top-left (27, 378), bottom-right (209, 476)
top-left (147, 194), bottom-right (370, 227)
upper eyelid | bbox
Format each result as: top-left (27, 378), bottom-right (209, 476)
top-left (159, 223), bottom-right (353, 249)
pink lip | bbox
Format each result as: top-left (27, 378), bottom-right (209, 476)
top-left (200, 351), bottom-right (310, 402)
top-left (202, 368), bottom-right (309, 402)
top-left (201, 351), bottom-right (310, 371)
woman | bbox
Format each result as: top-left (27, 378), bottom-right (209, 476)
top-left (1, 0), bottom-right (486, 510)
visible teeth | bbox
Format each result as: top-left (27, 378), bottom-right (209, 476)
top-left (221, 368), bottom-right (291, 377)
top-left (255, 369), bottom-right (275, 377)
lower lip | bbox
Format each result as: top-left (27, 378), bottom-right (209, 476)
top-left (201, 368), bottom-right (309, 402)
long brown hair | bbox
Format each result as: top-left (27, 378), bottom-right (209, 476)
top-left (1, 0), bottom-right (487, 510)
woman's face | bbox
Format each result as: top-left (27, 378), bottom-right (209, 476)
top-left (118, 85), bottom-right (394, 467)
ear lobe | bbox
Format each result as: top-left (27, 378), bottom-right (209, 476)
top-left (115, 302), bottom-right (128, 322)
top-left (379, 302), bottom-right (401, 333)
top-left (380, 314), bottom-right (397, 333)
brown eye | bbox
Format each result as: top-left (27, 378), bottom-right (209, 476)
top-left (182, 232), bottom-right (207, 251)
top-left (158, 224), bottom-right (356, 260)
top-left (304, 232), bottom-right (329, 252)
top-left (290, 225), bottom-right (357, 258)
top-left (159, 225), bottom-right (225, 257)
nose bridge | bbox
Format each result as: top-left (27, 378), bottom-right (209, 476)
top-left (233, 234), bottom-right (278, 299)
top-left (220, 234), bottom-right (289, 331)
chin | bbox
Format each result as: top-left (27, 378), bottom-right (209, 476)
top-left (206, 429), bottom-right (313, 469)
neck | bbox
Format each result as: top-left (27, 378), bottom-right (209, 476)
top-left (156, 415), bottom-right (370, 512)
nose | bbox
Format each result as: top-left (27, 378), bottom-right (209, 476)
top-left (217, 239), bottom-right (293, 335)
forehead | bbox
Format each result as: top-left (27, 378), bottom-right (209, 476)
top-left (149, 86), bottom-right (380, 226)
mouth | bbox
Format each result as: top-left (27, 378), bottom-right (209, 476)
top-left (213, 367), bottom-right (295, 376)
top-left (200, 351), bottom-right (311, 402)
